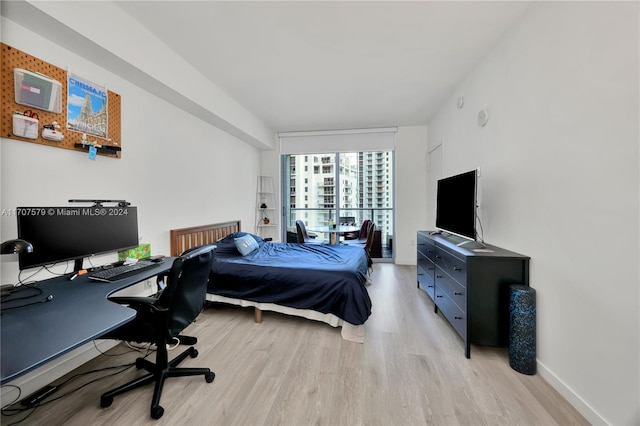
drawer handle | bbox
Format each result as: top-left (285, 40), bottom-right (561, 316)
top-left (428, 267), bottom-right (434, 270)
top-left (454, 292), bottom-right (463, 296)
top-left (428, 285), bottom-right (434, 288)
top-left (418, 243), bottom-right (425, 246)
top-left (436, 275), bottom-right (443, 279)
top-left (453, 267), bottom-right (462, 271)
top-left (454, 316), bottom-right (463, 320)
top-left (436, 295), bottom-right (443, 298)
top-left (435, 255), bottom-right (441, 259)
top-left (417, 273), bottom-right (424, 276)
top-left (427, 249), bottom-right (434, 253)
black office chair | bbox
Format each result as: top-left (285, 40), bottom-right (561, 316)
top-left (100, 245), bottom-right (216, 419)
top-left (295, 220), bottom-right (324, 244)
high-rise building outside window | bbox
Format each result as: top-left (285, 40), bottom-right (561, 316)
top-left (282, 151), bottom-right (394, 259)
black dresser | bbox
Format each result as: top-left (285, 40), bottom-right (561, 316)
top-left (417, 231), bottom-right (530, 358)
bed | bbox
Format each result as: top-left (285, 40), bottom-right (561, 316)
top-left (170, 221), bottom-right (372, 342)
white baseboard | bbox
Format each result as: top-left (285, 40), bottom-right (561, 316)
top-left (394, 257), bottom-right (415, 265)
top-left (537, 359), bottom-right (608, 425)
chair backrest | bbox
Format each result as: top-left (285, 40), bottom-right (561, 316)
top-left (295, 220), bottom-right (308, 243)
top-left (157, 244), bottom-right (215, 337)
top-left (359, 219), bottom-right (371, 238)
top-left (286, 230), bottom-right (298, 243)
top-left (339, 216), bottom-right (356, 226)
top-left (364, 222), bottom-right (376, 253)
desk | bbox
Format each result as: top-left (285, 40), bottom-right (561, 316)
top-left (307, 225), bottom-right (360, 245)
top-left (0, 259), bottom-right (174, 385)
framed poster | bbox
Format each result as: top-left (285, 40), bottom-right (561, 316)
top-left (67, 73), bottom-right (108, 139)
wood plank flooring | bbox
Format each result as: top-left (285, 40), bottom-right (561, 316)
top-left (3, 264), bottom-right (589, 425)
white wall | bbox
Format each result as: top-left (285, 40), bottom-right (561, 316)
top-left (427, 2), bottom-right (639, 425)
top-left (1, 19), bottom-right (261, 284)
top-left (394, 126), bottom-right (429, 264)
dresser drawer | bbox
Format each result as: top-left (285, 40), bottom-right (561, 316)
top-left (435, 269), bottom-right (466, 313)
top-left (434, 288), bottom-right (467, 339)
top-left (434, 245), bottom-right (467, 285)
top-left (417, 258), bottom-right (435, 299)
top-left (417, 233), bottom-right (436, 261)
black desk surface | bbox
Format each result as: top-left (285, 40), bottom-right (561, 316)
top-left (1, 259), bottom-right (174, 384)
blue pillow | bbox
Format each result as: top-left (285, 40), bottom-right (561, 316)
top-left (234, 234), bottom-right (259, 256)
top-left (217, 232), bottom-right (263, 244)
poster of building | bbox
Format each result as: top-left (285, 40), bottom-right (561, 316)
top-left (67, 74), bottom-right (108, 138)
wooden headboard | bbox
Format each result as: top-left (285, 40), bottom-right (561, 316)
top-left (170, 220), bottom-right (241, 256)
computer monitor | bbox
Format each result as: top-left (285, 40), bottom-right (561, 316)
top-left (17, 206), bottom-right (139, 272)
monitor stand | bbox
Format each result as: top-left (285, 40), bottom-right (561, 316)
top-left (73, 258), bottom-right (84, 273)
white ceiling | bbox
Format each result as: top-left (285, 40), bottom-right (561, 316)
top-left (114, 1), bottom-right (531, 133)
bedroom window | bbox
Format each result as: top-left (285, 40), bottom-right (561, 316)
top-left (282, 150), bottom-right (394, 260)
top-left (279, 127), bottom-right (396, 260)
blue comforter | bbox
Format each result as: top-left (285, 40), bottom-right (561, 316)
top-left (208, 233), bottom-right (372, 325)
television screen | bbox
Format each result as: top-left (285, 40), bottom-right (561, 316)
top-left (435, 170), bottom-right (477, 240)
top-left (17, 206), bottom-right (138, 270)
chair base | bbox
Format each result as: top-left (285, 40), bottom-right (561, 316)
top-left (100, 345), bottom-right (214, 419)
top-left (176, 334), bottom-right (197, 346)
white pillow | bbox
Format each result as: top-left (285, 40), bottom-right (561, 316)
top-left (234, 234), bottom-right (259, 256)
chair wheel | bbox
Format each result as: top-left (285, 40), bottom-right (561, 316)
top-left (151, 405), bottom-right (164, 419)
top-left (100, 396), bottom-right (113, 408)
top-left (205, 371), bottom-right (215, 383)
top-left (190, 349), bottom-right (198, 358)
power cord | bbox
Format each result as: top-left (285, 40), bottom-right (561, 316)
top-left (1, 364), bottom-right (135, 424)
top-left (1, 335), bottom-right (179, 423)
top-left (94, 340), bottom-right (149, 356)
top-left (0, 285), bottom-right (53, 313)
top-left (15, 260), bottom-right (81, 287)
top-left (0, 385), bottom-right (22, 407)
top-left (16, 267), bottom-right (44, 286)
top-left (475, 212), bottom-right (485, 243)
top-left (1, 343), bottom-right (153, 424)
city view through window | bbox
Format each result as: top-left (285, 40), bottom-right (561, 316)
top-left (282, 151), bottom-right (394, 259)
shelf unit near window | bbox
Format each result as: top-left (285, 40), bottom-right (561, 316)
top-left (255, 176), bottom-right (277, 240)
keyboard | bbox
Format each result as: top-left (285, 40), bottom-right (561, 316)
top-left (89, 260), bottom-right (157, 282)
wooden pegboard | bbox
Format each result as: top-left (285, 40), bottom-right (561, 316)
top-left (1, 43), bottom-right (122, 158)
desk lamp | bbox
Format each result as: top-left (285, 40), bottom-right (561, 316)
top-left (1, 239), bottom-right (33, 254)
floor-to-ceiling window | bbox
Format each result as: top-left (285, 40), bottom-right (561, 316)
top-left (282, 150), bottom-right (394, 260)
top-left (279, 128), bottom-right (397, 261)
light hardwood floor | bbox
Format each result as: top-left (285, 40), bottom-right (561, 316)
top-left (5, 264), bottom-right (589, 425)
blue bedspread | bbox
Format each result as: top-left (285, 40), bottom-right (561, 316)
top-left (208, 234), bottom-right (372, 325)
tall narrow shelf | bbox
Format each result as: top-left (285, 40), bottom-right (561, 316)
top-left (255, 176), bottom-right (277, 239)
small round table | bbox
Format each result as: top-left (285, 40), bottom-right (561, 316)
top-left (307, 225), bottom-right (360, 245)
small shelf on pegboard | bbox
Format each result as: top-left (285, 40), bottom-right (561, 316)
top-left (74, 143), bottom-right (121, 156)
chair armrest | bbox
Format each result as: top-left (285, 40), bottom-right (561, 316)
top-left (108, 296), bottom-right (169, 313)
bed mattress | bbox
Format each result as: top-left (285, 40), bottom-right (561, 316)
top-left (208, 235), bottom-right (372, 325)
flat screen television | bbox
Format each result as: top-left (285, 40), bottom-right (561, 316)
top-left (435, 170), bottom-right (477, 240)
top-left (17, 206), bottom-right (138, 271)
